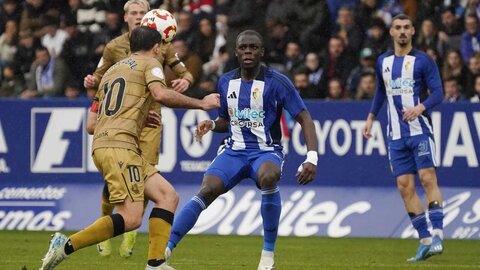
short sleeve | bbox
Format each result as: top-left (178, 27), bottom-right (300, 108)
top-left (144, 58), bottom-right (167, 88)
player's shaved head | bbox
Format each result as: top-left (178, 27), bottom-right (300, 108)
top-left (130, 26), bottom-right (161, 52)
top-left (236, 30), bottom-right (263, 46)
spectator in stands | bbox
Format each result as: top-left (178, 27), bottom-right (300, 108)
top-left (334, 5), bottom-right (364, 52)
top-left (319, 35), bottom-right (357, 96)
top-left (304, 52), bottom-right (323, 89)
top-left (293, 66), bottom-right (321, 99)
top-left (61, 16), bottom-right (95, 86)
top-left (19, 0), bottom-right (60, 39)
top-left (326, 77), bottom-right (348, 100)
top-left (0, 19), bottom-right (18, 67)
top-left (40, 16), bottom-right (67, 57)
top-left (175, 10), bottom-right (195, 45)
top-left (355, 70), bottom-right (376, 100)
top-left (471, 74), bottom-right (480, 102)
top-left (13, 29), bottom-right (39, 79)
top-left (263, 17), bottom-right (291, 67)
top-left (225, 0), bottom-right (267, 62)
top-left (292, 0), bottom-right (331, 53)
top-left (441, 49), bottom-right (467, 90)
top-left (64, 80), bottom-right (83, 99)
top-left (465, 52), bottom-right (480, 97)
top-left (190, 14), bottom-right (216, 63)
top-left (465, 0), bottom-right (480, 18)
top-left (202, 45), bottom-right (229, 79)
top-left (460, 14), bottom-right (480, 63)
top-left (64, 0), bottom-right (107, 34)
top-left (20, 45), bottom-right (71, 98)
top-left (165, 34), bottom-right (203, 98)
top-left (443, 77), bottom-right (465, 102)
top-left (183, 0), bottom-right (214, 16)
top-left (0, 64), bottom-right (24, 97)
top-left (355, 0), bottom-right (380, 31)
top-left (283, 40), bottom-right (304, 76)
top-left (0, 0), bottom-right (22, 35)
top-left (416, 18), bottom-right (447, 57)
top-left (91, 9), bottom-right (123, 62)
top-left (363, 17), bottom-right (390, 57)
top-left (426, 47), bottom-right (443, 66)
top-left (347, 47), bottom-right (376, 97)
top-left (438, 6), bottom-right (464, 51)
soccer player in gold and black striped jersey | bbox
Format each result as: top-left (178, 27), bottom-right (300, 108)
top-left (83, 0), bottom-right (194, 258)
top-left (39, 26), bottom-right (220, 270)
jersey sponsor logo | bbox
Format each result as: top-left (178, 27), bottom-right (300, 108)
top-left (230, 120), bottom-right (265, 128)
top-left (0, 120), bottom-right (10, 173)
top-left (228, 108), bottom-right (265, 120)
top-left (227, 92), bottom-right (238, 99)
top-left (384, 78), bottom-right (415, 96)
top-left (31, 108), bottom-right (87, 173)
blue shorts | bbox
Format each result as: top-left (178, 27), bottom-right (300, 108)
top-left (388, 134), bottom-right (438, 177)
top-left (205, 148), bottom-right (284, 190)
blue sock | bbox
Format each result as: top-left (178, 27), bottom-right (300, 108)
top-left (261, 187), bottom-right (281, 252)
top-left (428, 201), bottom-right (444, 230)
top-left (167, 195), bottom-right (207, 251)
top-left (409, 212), bottom-right (431, 240)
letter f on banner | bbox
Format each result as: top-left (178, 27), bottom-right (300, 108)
top-left (31, 108), bottom-right (86, 172)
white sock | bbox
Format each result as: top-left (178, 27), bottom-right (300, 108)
top-left (261, 250), bottom-right (274, 259)
top-left (432, 229), bottom-right (444, 240)
top-left (420, 237), bottom-right (432, 245)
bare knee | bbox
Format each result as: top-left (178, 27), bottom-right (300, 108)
top-left (419, 169), bottom-right (438, 189)
top-left (198, 177), bottom-right (224, 205)
top-left (397, 177), bottom-right (415, 199)
top-left (258, 170), bottom-right (280, 189)
top-left (119, 213), bottom-right (142, 231)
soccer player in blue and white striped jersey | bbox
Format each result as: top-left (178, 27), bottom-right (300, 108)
top-left (165, 30), bottom-right (318, 270)
top-left (363, 14), bottom-right (445, 262)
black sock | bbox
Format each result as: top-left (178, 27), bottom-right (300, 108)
top-left (148, 259), bottom-right (165, 267)
top-left (64, 239), bottom-right (74, 255)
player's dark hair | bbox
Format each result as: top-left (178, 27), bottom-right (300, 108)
top-left (130, 26), bottom-right (161, 53)
top-left (391, 14), bottom-right (414, 27)
top-left (236, 29), bottom-right (263, 46)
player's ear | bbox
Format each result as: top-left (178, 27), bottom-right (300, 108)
top-left (153, 43), bottom-right (159, 55)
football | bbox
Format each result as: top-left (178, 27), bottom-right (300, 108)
top-left (141, 9), bottom-right (177, 43)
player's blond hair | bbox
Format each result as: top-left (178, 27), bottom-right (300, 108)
top-left (124, 0), bottom-right (150, 13)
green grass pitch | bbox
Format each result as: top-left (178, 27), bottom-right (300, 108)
top-left (1, 230), bottom-right (479, 270)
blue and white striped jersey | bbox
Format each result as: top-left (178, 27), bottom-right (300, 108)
top-left (217, 65), bottom-right (306, 151)
top-left (370, 49), bottom-right (443, 141)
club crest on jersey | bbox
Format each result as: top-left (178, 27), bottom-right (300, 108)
top-left (252, 88), bottom-right (260, 100)
top-left (404, 61), bottom-right (411, 71)
top-left (151, 67), bottom-right (164, 79)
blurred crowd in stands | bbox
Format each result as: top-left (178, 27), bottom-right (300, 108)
top-left (1, 0), bottom-right (480, 103)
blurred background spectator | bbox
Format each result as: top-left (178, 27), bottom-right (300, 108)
top-left (0, 0), bottom-right (478, 102)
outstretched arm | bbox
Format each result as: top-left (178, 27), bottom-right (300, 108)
top-left (150, 84), bottom-right (219, 110)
